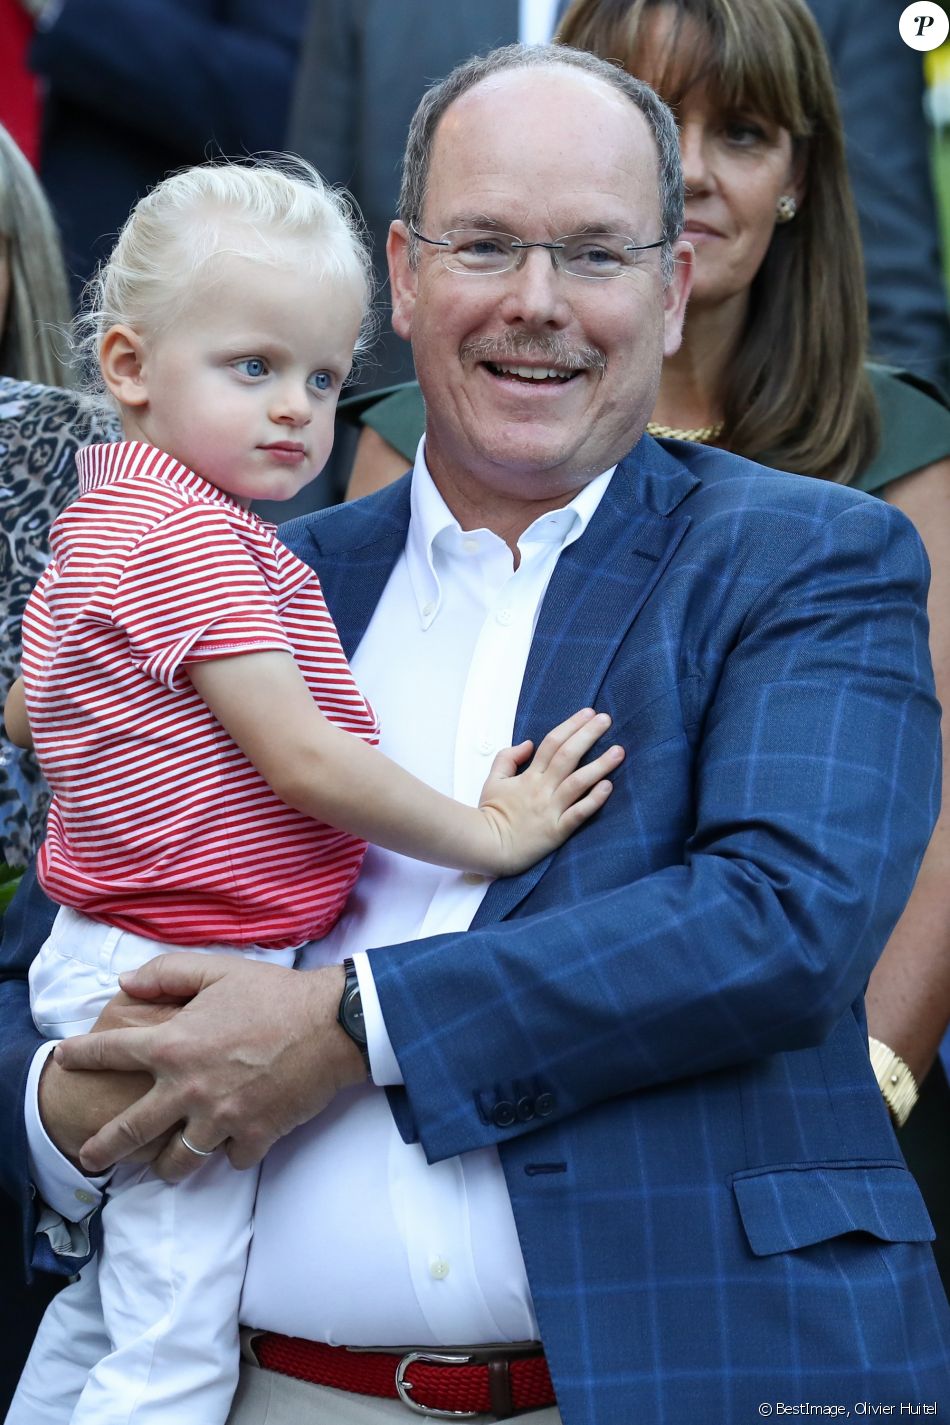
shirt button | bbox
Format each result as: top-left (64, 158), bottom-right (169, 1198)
top-left (421, 602), bottom-right (435, 618)
top-left (74, 1188), bottom-right (96, 1205)
top-left (496, 609), bottom-right (513, 626)
top-left (463, 871), bottom-right (485, 886)
top-left (478, 737), bottom-right (494, 755)
top-left (429, 1256), bottom-right (450, 1280)
top-left (463, 538), bottom-right (479, 553)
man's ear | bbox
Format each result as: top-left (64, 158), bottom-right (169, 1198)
top-left (387, 221), bottom-right (418, 342)
top-left (662, 239), bottom-right (694, 359)
top-left (99, 324), bottom-right (149, 408)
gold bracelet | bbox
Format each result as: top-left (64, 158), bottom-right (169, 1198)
top-left (868, 1037), bottom-right (919, 1129)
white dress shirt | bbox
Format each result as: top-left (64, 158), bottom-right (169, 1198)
top-left (29, 444), bottom-right (614, 1346)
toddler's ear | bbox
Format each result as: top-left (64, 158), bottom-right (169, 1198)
top-left (100, 325), bottom-right (149, 407)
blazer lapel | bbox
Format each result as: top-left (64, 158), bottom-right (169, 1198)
top-left (474, 438), bottom-right (700, 927)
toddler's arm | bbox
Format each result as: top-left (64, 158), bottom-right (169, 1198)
top-left (3, 677), bottom-right (33, 749)
top-left (188, 651), bottom-right (624, 877)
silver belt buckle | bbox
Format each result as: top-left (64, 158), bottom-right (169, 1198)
top-left (395, 1350), bottom-right (479, 1418)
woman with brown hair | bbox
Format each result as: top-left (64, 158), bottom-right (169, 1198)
top-left (344, 0), bottom-right (950, 1281)
top-left (558, 0), bottom-right (882, 479)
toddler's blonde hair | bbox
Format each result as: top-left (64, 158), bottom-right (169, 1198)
top-left (76, 155), bottom-right (375, 405)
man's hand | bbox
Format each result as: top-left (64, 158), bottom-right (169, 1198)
top-left (39, 989), bottom-right (181, 1169)
top-left (53, 955), bottom-right (366, 1182)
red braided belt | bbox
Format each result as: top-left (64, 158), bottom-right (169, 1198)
top-left (252, 1332), bottom-right (555, 1418)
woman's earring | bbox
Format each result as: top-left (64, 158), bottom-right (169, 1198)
top-left (775, 194), bottom-right (798, 224)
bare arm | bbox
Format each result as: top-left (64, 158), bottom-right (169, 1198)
top-left (3, 677), bottom-right (32, 749)
top-left (871, 460), bottom-right (950, 1085)
top-left (188, 652), bottom-right (623, 878)
top-left (50, 660), bottom-right (622, 1179)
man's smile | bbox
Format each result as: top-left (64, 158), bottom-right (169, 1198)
top-left (484, 361), bottom-right (579, 383)
top-left (460, 334), bottom-right (607, 393)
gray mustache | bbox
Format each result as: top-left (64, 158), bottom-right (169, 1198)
top-left (460, 333), bottom-right (607, 376)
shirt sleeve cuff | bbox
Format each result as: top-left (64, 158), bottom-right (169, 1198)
top-left (352, 951), bottom-right (403, 1086)
top-left (26, 1041), bottom-right (110, 1223)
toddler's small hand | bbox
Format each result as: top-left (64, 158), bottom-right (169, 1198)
top-left (477, 708), bottom-right (624, 875)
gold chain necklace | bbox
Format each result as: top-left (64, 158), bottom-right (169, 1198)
top-left (646, 420), bottom-right (724, 444)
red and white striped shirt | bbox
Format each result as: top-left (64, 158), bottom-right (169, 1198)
top-left (21, 441), bottom-right (379, 949)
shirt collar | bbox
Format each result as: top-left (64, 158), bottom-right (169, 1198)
top-left (405, 436), bottom-right (616, 625)
top-left (74, 440), bottom-right (275, 531)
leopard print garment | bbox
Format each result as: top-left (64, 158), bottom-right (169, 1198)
top-left (1, 379), bottom-right (120, 868)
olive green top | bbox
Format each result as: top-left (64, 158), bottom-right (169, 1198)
top-left (340, 382), bottom-right (426, 466)
top-left (340, 364), bottom-right (950, 494)
top-left (857, 365), bottom-right (950, 493)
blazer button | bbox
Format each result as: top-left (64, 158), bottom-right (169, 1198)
top-left (492, 1101), bottom-right (517, 1128)
top-left (535, 1093), bottom-right (556, 1117)
top-left (516, 1097), bottom-right (535, 1121)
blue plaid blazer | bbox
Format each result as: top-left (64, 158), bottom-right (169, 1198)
top-left (2, 436), bottom-right (949, 1420)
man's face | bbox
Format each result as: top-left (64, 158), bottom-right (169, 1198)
top-left (388, 66), bottom-right (692, 515)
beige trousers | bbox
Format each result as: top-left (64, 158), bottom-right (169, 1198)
top-left (227, 1360), bottom-right (564, 1424)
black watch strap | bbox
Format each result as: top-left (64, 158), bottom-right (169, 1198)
top-left (337, 957), bottom-right (371, 1076)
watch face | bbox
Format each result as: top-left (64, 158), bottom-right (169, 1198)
top-left (342, 983), bottom-right (367, 1045)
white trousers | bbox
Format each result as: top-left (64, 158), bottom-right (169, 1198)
top-left (6, 906), bottom-right (295, 1425)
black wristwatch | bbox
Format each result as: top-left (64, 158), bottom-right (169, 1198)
top-left (337, 957), bottom-right (371, 1076)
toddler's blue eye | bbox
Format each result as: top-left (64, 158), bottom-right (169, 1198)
top-left (234, 357), bottom-right (267, 378)
top-left (309, 371), bottom-right (333, 392)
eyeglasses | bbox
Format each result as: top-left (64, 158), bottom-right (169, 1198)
top-left (409, 224), bottom-right (667, 280)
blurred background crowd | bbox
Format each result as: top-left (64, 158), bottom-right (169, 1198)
top-left (1, 0), bottom-right (949, 1414)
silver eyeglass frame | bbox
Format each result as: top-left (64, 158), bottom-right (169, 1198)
top-left (408, 222), bottom-right (667, 278)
